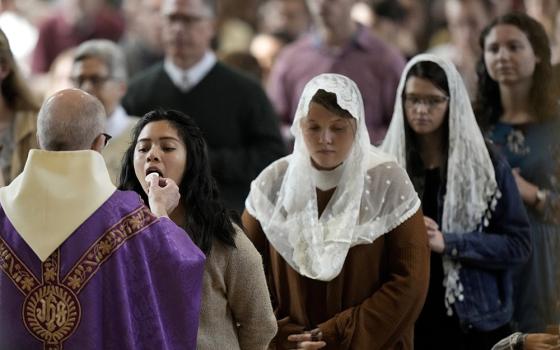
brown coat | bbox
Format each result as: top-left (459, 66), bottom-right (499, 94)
top-left (242, 208), bottom-right (430, 350)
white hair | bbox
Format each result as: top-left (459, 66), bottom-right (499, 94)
top-left (74, 39), bottom-right (128, 83)
top-left (37, 89), bottom-right (106, 151)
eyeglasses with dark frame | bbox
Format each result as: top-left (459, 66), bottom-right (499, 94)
top-left (404, 94), bottom-right (449, 110)
top-left (70, 75), bottom-right (111, 88)
top-left (101, 133), bottom-right (112, 147)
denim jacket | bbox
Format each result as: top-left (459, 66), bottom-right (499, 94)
top-left (439, 151), bottom-right (531, 332)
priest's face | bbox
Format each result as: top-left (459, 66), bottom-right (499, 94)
top-left (133, 120), bottom-right (187, 194)
top-left (301, 102), bottom-right (356, 170)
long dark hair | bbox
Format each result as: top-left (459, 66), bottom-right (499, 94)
top-left (118, 109), bottom-right (236, 254)
top-left (475, 12), bottom-right (559, 130)
top-left (403, 61), bottom-right (450, 187)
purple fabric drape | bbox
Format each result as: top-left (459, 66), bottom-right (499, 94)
top-left (0, 190), bottom-right (205, 350)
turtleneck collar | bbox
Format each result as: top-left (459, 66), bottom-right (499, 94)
top-left (311, 162), bottom-right (345, 191)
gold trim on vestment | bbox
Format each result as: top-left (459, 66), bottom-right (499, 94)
top-left (0, 235), bottom-right (40, 293)
top-left (0, 204), bottom-right (158, 349)
top-left (23, 250), bottom-right (81, 349)
top-left (62, 205), bottom-right (157, 293)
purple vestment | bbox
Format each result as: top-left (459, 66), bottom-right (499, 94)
top-left (0, 190), bottom-right (205, 350)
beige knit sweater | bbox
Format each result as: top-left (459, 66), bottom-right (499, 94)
top-left (197, 227), bottom-right (277, 349)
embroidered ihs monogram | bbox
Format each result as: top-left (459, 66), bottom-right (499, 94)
top-left (0, 205), bottom-right (157, 349)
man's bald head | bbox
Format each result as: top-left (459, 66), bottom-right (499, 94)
top-left (37, 89), bottom-right (106, 151)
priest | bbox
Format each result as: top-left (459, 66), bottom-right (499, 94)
top-left (0, 89), bottom-right (205, 349)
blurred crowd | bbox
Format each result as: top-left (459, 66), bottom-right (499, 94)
top-left (0, 0), bottom-right (549, 96)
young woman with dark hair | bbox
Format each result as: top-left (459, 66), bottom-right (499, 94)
top-left (382, 54), bottom-right (531, 349)
top-left (475, 12), bottom-right (560, 332)
top-left (401, 60), bottom-right (450, 192)
top-left (118, 109), bottom-right (277, 349)
top-left (119, 109), bottom-right (236, 253)
top-left (475, 12), bottom-right (558, 129)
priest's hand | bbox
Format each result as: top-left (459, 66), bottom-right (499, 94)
top-left (146, 174), bottom-right (180, 218)
top-left (424, 216), bottom-right (445, 253)
top-left (287, 329), bottom-right (326, 349)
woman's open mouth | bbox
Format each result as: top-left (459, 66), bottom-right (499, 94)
top-left (145, 167), bottom-right (163, 177)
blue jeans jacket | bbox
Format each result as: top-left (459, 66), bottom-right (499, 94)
top-left (441, 153), bottom-right (531, 332)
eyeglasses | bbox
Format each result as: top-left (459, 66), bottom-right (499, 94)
top-left (101, 133), bottom-right (112, 147)
top-left (166, 13), bottom-right (211, 27)
top-left (71, 75), bottom-right (111, 88)
top-left (404, 94), bottom-right (449, 110)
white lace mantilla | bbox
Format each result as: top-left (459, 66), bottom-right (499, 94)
top-left (246, 73), bottom-right (420, 281)
top-left (382, 54), bottom-right (498, 314)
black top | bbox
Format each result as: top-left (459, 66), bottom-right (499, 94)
top-left (123, 62), bottom-right (286, 212)
top-left (417, 167), bottom-right (447, 323)
top-left (414, 167), bottom-right (460, 349)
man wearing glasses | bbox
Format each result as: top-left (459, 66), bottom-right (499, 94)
top-left (0, 89), bottom-right (205, 349)
top-left (71, 39), bottom-right (139, 184)
top-left (122, 0), bottom-right (285, 213)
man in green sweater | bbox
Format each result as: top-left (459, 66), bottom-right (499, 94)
top-left (123, 0), bottom-right (285, 212)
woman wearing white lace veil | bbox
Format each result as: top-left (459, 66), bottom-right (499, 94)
top-left (242, 73), bottom-right (430, 350)
top-left (381, 54), bottom-right (531, 349)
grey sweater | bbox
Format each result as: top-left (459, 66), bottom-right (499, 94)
top-left (197, 227), bottom-right (277, 349)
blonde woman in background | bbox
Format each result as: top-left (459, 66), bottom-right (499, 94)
top-left (0, 28), bottom-right (39, 185)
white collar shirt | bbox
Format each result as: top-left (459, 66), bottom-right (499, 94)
top-left (105, 105), bottom-right (131, 138)
top-left (163, 51), bottom-right (217, 92)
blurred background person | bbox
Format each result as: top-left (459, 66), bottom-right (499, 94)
top-left (350, 1), bottom-right (374, 27)
top-left (523, 0), bottom-right (560, 94)
top-left (217, 0), bottom-right (261, 30)
top-left (250, 0), bottom-right (311, 83)
top-left (394, 0), bottom-right (433, 56)
top-left (41, 47), bottom-right (77, 99)
top-left (257, 0), bottom-right (311, 42)
top-left (524, 0), bottom-right (559, 42)
top-left (120, 0), bottom-right (165, 77)
top-left (267, 0), bottom-right (406, 146)
top-left (221, 50), bottom-right (263, 82)
top-left (475, 12), bottom-right (560, 333)
top-left (0, 28), bottom-right (39, 186)
top-left (369, 0), bottom-right (418, 59)
top-left (250, 32), bottom-right (291, 84)
top-left (31, 0), bottom-right (125, 74)
top-left (123, 0), bottom-right (285, 212)
top-left (429, 0), bottom-right (494, 99)
top-left (0, 0), bottom-right (38, 75)
top-left (215, 17), bottom-right (255, 57)
top-left (71, 39), bottom-right (138, 184)
top-left (490, 0), bottom-right (521, 16)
